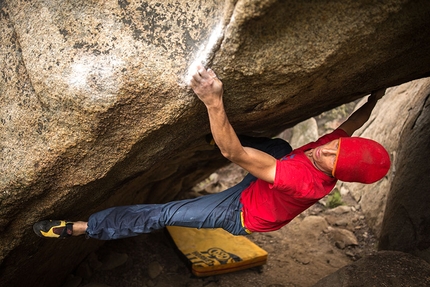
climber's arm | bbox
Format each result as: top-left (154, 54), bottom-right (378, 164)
top-left (338, 88), bottom-right (386, 136)
top-left (189, 65), bottom-right (277, 183)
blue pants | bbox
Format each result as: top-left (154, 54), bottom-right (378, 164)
top-left (87, 136), bottom-right (292, 240)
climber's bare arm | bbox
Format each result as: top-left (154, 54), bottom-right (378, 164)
top-left (338, 88), bottom-right (386, 136)
top-left (189, 65), bottom-right (277, 183)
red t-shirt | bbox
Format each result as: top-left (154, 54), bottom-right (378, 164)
top-left (240, 129), bottom-right (349, 232)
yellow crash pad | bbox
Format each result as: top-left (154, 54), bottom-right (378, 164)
top-left (166, 226), bottom-right (267, 277)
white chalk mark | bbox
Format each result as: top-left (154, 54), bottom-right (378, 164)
top-left (185, 22), bottom-right (223, 85)
top-left (67, 55), bottom-right (125, 108)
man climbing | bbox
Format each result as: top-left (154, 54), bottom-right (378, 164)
top-left (33, 65), bottom-right (390, 239)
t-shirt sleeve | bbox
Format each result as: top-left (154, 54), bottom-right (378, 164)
top-left (270, 128), bottom-right (347, 195)
top-left (325, 128), bottom-right (349, 141)
top-left (296, 128), bottom-right (349, 152)
top-left (270, 159), bottom-right (313, 196)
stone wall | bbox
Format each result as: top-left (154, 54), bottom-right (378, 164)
top-left (340, 78), bottom-right (430, 264)
top-left (379, 82), bottom-right (430, 263)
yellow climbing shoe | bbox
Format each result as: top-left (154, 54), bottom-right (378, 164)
top-left (33, 220), bottom-right (73, 238)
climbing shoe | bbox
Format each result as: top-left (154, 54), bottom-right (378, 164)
top-left (33, 220), bottom-right (73, 239)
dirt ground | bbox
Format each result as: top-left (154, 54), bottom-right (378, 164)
top-left (67, 163), bottom-right (378, 287)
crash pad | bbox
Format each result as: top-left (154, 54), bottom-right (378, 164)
top-left (166, 226), bottom-right (267, 277)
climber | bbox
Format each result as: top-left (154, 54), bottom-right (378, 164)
top-left (33, 65), bottom-right (390, 240)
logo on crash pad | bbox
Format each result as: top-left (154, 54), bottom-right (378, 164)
top-left (185, 247), bottom-right (242, 267)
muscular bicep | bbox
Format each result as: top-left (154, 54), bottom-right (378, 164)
top-left (337, 120), bottom-right (358, 136)
top-left (338, 95), bottom-right (379, 136)
top-left (230, 146), bottom-right (277, 183)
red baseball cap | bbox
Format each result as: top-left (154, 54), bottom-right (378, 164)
top-left (332, 137), bottom-right (390, 183)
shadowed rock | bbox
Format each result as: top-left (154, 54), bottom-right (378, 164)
top-left (313, 251), bottom-right (430, 287)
